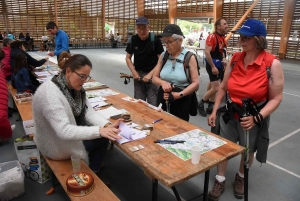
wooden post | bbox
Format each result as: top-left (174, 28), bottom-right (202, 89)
top-left (54, 0), bottom-right (58, 25)
top-left (225, 0), bottom-right (260, 41)
top-left (214, 0), bottom-right (223, 22)
top-left (279, 0), bottom-right (297, 59)
top-left (168, 0), bottom-right (176, 24)
top-left (136, 0), bottom-right (145, 17)
top-left (102, 0), bottom-right (105, 39)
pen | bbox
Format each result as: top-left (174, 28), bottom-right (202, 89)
top-left (154, 140), bottom-right (185, 144)
top-left (93, 104), bottom-right (99, 108)
top-left (152, 118), bottom-right (163, 124)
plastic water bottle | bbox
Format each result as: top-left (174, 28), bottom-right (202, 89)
top-left (46, 60), bottom-right (50, 71)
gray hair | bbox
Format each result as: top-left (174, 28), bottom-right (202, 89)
top-left (172, 34), bottom-right (184, 40)
top-left (254, 36), bottom-right (268, 50)
top-left (3, 38), bottom-right (13, 47)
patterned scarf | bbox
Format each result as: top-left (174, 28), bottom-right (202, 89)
top-left (52, 74), bottom-right (87, 125)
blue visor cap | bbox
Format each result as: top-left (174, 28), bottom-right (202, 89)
top-left (232, 18), bottom-right (267, 37)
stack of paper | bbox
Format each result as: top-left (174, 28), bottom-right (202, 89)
top-left (117, 122), bottom-right (147, 144)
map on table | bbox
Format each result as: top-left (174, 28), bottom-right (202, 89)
top-left (86, 89), bottom-right (119, 98)
top-left (158, 129), bottom-right (227, 161)
top-left (83, 82), bottom-right (107, 90)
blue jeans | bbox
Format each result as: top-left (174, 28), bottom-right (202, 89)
top-left (83, 138), bottom-right (109, 172)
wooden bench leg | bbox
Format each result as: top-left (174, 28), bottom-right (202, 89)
top-left (171, 186), bottom-right (182, 201)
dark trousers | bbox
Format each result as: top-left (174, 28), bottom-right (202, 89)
top-left (83, 138), bottom-right (109, 172)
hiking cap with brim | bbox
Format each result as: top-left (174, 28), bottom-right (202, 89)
top-left (231, 18), bottom-right (267, 37)
top-left (158, 24), bottom-right (185, 38)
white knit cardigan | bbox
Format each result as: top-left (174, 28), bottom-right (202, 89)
top-left (32, 80), bottom-right (110, 164)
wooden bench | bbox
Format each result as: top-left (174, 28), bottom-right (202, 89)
top-left (7, 82), bottom-right (119, 201)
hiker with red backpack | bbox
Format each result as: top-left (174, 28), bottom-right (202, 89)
top-left (152, 24), bottom-right (200, 121)
top-left (207, 19), bottom-right (284, 201)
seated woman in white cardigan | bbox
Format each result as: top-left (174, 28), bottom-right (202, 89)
top-left (33, 52), bottom-right (122, 173)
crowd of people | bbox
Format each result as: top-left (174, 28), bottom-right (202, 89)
top-left (0, 17), bottom-right (284, 201)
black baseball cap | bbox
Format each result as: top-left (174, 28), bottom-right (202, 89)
top-left (158, 24), bottom-right (185, 38)
top-left (136, 17), bottom-right (149, 25)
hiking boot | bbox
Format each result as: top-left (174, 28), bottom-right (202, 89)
top-left (234, 173), bottom-right (244, 199)
top-left (206, 102), bottom-right (214, 114)
top-left (208, 179), bottom-right (225, 201)
top-left (198, 100), bottom-right (207, 117)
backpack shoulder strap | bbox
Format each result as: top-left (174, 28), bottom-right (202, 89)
top-left (264, 52), bottom-right (275, 79)
top-left (129, 35), bottom-right (135, 53)
top-left (150, 32), bottom-right (156, 54)
top-left (183, 51), bottom-right (200, 83)
top-left (161, 51), bottom-right (170, 71)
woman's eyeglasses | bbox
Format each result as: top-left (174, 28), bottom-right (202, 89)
top-left (73, 71), bottom-right (92, 82)
top-left (240, 36), bottom-right (253, 42)
top-left (163, 38), bottom-right (178, 45)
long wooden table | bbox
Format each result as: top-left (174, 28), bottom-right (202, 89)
top-left (7, 83), bottom-right (120, 201)
top-left (104, 92), bottom-right (244, 201)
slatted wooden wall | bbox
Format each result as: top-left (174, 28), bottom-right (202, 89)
top-left (144, 0), bottom-right (169, 34)
top-left (105, 1), bottom-right (136, 41)
top-left (286, 1), bottom-right (300, 59)
top-left (177, 0), bottom-right (214, 13)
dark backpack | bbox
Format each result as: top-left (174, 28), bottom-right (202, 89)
top-left (129, 32), bottom-right (155, 54)
top-left (161, 50), bottom-right (200, 116)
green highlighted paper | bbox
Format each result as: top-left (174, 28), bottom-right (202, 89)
top-left (158, 129), bottom-right (227, 161)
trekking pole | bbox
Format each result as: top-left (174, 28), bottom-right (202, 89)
top-left (242, 98), bottom-right (250, 201)
top-left (166, 100), bottom-right (170, 113)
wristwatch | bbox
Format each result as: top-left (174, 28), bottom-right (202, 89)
top-left (180, 92), bottom-right (184, 97)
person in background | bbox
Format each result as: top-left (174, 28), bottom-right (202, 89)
top-left (198, 18), bottom-right (228, 117)
top-left (0, 32), bottom-right (3, 41)
top-left (10, 40), bottom-right (48, 88)
top-left (207, 19), bottom-right (284, 201)
top-left (33, 52), bottom-right (122, 173)
top-left (46, 21), bottom-right (69, 61)
top-left (115, 33), bottom-right (121, 43)
top-left (13, 53), bottom-right (37, 94)
top-left (7, 32), bottom-right (15, 40)
top-left (152, 24), bottom-right (199, 121)
top-left (41, 33), bottom-right (49, 50)
top-left (1, 38), bottom-right (14, 81)
top-left (125, 16), bottom-right (164, 106)
top-left (19, 32), bottom-right (25, 40)
top-left (25, 33), bottom-right (34, 51)
top-left (0, 49), bottom-right (12, 144)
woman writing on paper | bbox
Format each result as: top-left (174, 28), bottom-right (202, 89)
top-left (152, 24), bottom-right (199, 121)
top-left (33, 52), bottom-right (122, 173)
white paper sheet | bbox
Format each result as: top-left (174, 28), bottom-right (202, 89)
top-left (96, 106), bottom-right (122, 119)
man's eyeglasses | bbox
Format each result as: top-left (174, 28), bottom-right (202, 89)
top-left (163, 38), bottom-right (178, 45)
top-left (240, 36), bottom-right (253, 42)
top-left (73, 71), bottom-right (91, 82)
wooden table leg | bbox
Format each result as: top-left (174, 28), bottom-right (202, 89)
top-left (203, 169), bottom-right (210, 201)
top-left (152, 179), bottom-right (158, 201)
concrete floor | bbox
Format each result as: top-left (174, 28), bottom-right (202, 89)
top-left (1, 48), bottom-right (299, 201)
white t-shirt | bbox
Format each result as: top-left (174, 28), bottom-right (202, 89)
top-left (42, 35), bottom-right (48, 41)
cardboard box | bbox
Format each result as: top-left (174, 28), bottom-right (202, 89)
top-left (0, 160), bottom-right (25, 201)
top-left (22, 120), bottom-right (35, 135)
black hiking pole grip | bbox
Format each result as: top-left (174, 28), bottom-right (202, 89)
top-left (242, 98), bottom-right (250, 201)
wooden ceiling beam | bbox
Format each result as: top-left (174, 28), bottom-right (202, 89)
top-left (279, 0), bottom-right (297, 59)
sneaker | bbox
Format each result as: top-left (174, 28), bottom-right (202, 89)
top-left (206, 102), bottom-right (214, 114)
top-left (197, 100), bottom-right (207, 117)
top-left (208, 179), bottom-right (225, 201)
top-left (11, 124), bottom-right (16, 131)
top-left (234, 173), bottom-right (244, 199)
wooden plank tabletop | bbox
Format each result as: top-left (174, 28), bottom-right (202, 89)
top-left (104, 92), bottom-right (245, 187)
top-left (44, 157), bottom-right (120, 201)
top-left (7, 83), bottom-right (33, 121)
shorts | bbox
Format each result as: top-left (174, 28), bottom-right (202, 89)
top-left (206, 63), bottom-right (224, 82)
top-left (219, 113), bottom-right (270, 153)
